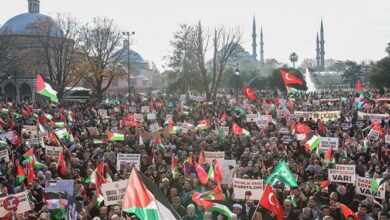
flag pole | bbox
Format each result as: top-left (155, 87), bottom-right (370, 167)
top-left (250, 203), bottom-right (260, 220)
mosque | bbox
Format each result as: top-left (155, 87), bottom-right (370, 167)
top-left (0, 0), bottom-right (155, 101)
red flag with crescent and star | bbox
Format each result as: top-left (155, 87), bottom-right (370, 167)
top-left (243, 84), bottom-right (256, 100)
top-left (259, 183), bottom-right (284, 220)
top-left (292, 122), bottom-right (310, 134)
top-left (280, 70), bottom-right (303, 86)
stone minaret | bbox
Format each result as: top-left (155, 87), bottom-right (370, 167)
top-left (316, 32), bottom-right (320, 69)
top-left (259, 27), bottom-right (264, 65)
top-left (252, 16), bottom-right (257, 61)
top-left (320, 19), bottom-right (325, 71)
top-left (28, 0), bottom-right (40, 13)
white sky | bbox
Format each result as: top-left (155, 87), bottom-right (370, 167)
top-left (1, 0), bottom-right (390, 71)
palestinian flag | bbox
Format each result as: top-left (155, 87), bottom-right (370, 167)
top-left (171, 155), bottom-right (178, 179)
top-left (16, 163), bottom-right (26, 185)
top-left (304, 135), bottom-right (321, 152)
top-left (196, 120), bottom-right (211, 131)
top-left (43, 191), bottom-right (67, 220)
top-left (122, 169), bottom-right (181, 219)
top-left (36, 73), bottom-right (58, 103)
top-left (107, 131), bottom-right (125, 141)
top-left (232, 122), bottom-right (250, 136)
top-left (23, 148), bottom-right (46, 170)
top-left (340, 204), bottom-right (359, 220)
top-left (322, 147), bottom-right (335, 167)
top-left (191, 186), bottom-right (233, 218)
top-left (194, 160), bottom-right (209, 185)
top-left (54, 128), bottom-right (74, 143)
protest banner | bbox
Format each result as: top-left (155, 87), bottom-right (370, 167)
top-left (320, 98), bottom-right (340, 102)
top-left (368, 129), bottom-right (381, 140)
top-left (355, 120), bottom-right (366, 129)
top-left (256, 115), bottom-right (269, 128)
top-left (279, 134), bottom-right (293, 145)
top-left (87, 127), bottom-right (99, 136)
top-left (0, 191), bottom-right (31, 216)
top-left (0, 131), bottom-right (14, 142)
top-left (98, 109), bottom-right (107, 118)
top-left (294, 111), bottom-right (341, 122)
top-left (328, 164), bottom-right (356, 184)
top-left (319, 137), bottom-right (339, 151)
top-left (220, 126), bottom-right (230, 137)
top-left (246, 114), bottom-right (258, 122)
top-left (45, 179), bottom-right (75, 204)
top-left (386, 135), bottom-right (390, 144)
top-left (355, 176), bottom-right (385, 199)
top-left (149, 123), bottom-right (161, 132)
top-left (357, 111), bottom-right (389, 122)
top-left (147, 113), bottom-right (156, 120)
top-left (233, 178), bottom-right (264, 200)
top-left (117, 154), bottom-right (140, 170)
top-left (141, 106), bottom-right (150, 114)
top-left (101, 179), bottom-right (129, 206)
top-left (45, 146), bottom-right (63, 159)
top-left (279, 127), bottom-right (290, 134)
top-left (341, 122), bottom-right (351, 131)
top-left (0, 150), bottom-right (9, 162)
top-left (222, 160), bottom-right (236, 184)
top-left (21, 125), bottom-right (40, 145)
top-left (134, 114), bottom-right (143, 122)
top-left (204, 151), bottom-right (225, 165)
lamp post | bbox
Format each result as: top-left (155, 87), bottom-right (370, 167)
top-left (123, 31), bottom-right (135, 104)
top-left (235, 63), bottom-right (240, 97)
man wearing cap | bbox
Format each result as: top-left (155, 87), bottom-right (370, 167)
top-left (233, 203), bottom-right (243, 220)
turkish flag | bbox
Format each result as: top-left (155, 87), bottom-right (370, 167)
top-left (232, 122), bottom-right (243, 135)
top-left (293, 122), bottom-right (310, 134)
top-left (243, 84), bottom-right (256, 100)
top-left (259, 184), bottom-right (284, 220)
top-left (280, 70), bottom-right (303, 85)
top-left (220, 112), bottom-right (227, 122)
top-left (58, 151), bottom-right (67, 176)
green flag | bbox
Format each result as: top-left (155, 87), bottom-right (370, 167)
top-left (218, 128), bottom-right (224, 147)
top-left (371, 178), bottom-right (379, 196)
top-left (267, 161), bottom-right (298, 187)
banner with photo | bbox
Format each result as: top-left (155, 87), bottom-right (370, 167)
top-left (117, 154), bottom-right (140, 171)
top-left (328, 164), bottom-right (356, 184)
top-left (222, 160), bottom-right (236, 184)
top-left (101, 179), bottom-right (129, 206)
top-left (0, 191), bottom-right (31, 217)
top-left (233, 178), bottom-right (263, 200)
top-left (294, 111), bottom-right (341, 122)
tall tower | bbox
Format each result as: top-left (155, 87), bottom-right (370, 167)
top-left (316, 32), bottom-right (320, 69)
top-left (259, 27), bottom-right (264, 65)
top-left (320, 19), bottom-right (325, 71)
top-left (252, 16), bottom-right (257, 61)
top-left (28, 0), bottom-right (40, 13)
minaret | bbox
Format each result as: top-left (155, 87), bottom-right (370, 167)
top-left (252, 16), bottom-right (257, 61)
top-left (28, 0), bottom-right (40, 13)
top-left (259, 27), bottom-right (264, 65)
top-left (316, 32), bottom-right (320, 69)
top-left (320, 19), bottom-right (325, 71)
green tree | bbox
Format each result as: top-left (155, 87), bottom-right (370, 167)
top-left (385, 42), bottom-right (390, 56)
top-left (343, 60), bottom-right (362, 87)
top-left (268, 68), bottom-right (307, 92)
top-left (368, 57), bottom-right (390, 88)
top-left (289, 52), bottom-right (298, 69)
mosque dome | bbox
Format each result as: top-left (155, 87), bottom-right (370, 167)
top-left (112, 40), bottom-right (145, 64)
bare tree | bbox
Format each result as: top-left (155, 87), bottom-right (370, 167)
top-left (0, 36), bottom-right (11, 71)
top-left (79, 17), bottom-right (123, 101)
top-left (28, 14), bottom-right (83, 98)
top-left (300, 58), bottom-right (316, 70)
top-left (192, 22), bottom-right (241, 100)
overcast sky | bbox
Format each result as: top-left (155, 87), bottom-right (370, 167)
top-left (1, 0), bottom-right (390, 71)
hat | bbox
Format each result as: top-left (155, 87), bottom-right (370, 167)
top-left (233, 204), bottom-right (242, 210)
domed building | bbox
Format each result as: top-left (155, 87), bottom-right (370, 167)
top-left (0, 0), bottom-right (60, 101)
top-left (108, 39), bottom-right (155, 93)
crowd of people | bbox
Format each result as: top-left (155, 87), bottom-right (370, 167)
top-left (0, 88), bottom-right (389, 220)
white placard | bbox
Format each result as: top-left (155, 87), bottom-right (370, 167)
top-left (0, 191), bottom-right (32, 217)
top-left (141, 106), bottom-right (150, 114)
top-left (233, 178), bottom-right (264, 200)
top-left (328, 164), bottom-right (356, 184)
top-left (296, 134), bottom-right (306, 141)
top-left (357, 112), bottom-right (389, 122)
top-left (246, 114), bottom-right (258, 122)
top-left (147, 113), bottom-right (156, 120)
top-left (256, 115), bottom-right (269, 128)
top-left (101, 179), bottom-right (129, 206)
top-left (134, 114), bottom-right (143, 122)
top-left (45, 146), bottom-right (63, 159)
top-left (385, 135), bottom-right (390, 144)
top-left (0, 150), bottom-right (9, 162)
top-left (117, 154), bottom-right (140, 170)
top-left (204, 151), bottom-right (225, 165)
top-left (356, 176), bottom-right (386, 199)
top-left (319, 137), bottom-right (339, 151)
top-left (149, 123), bottom-right (161, 132)
top-left (222, 160), bottom-right (236, 184)
top-left (294, 111), bottom-right (341, 122)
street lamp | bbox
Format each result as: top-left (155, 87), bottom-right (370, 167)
top-left (235, 63), bottom-right (240, 97)
top-left (123, 31), bottom-right (135, 103)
